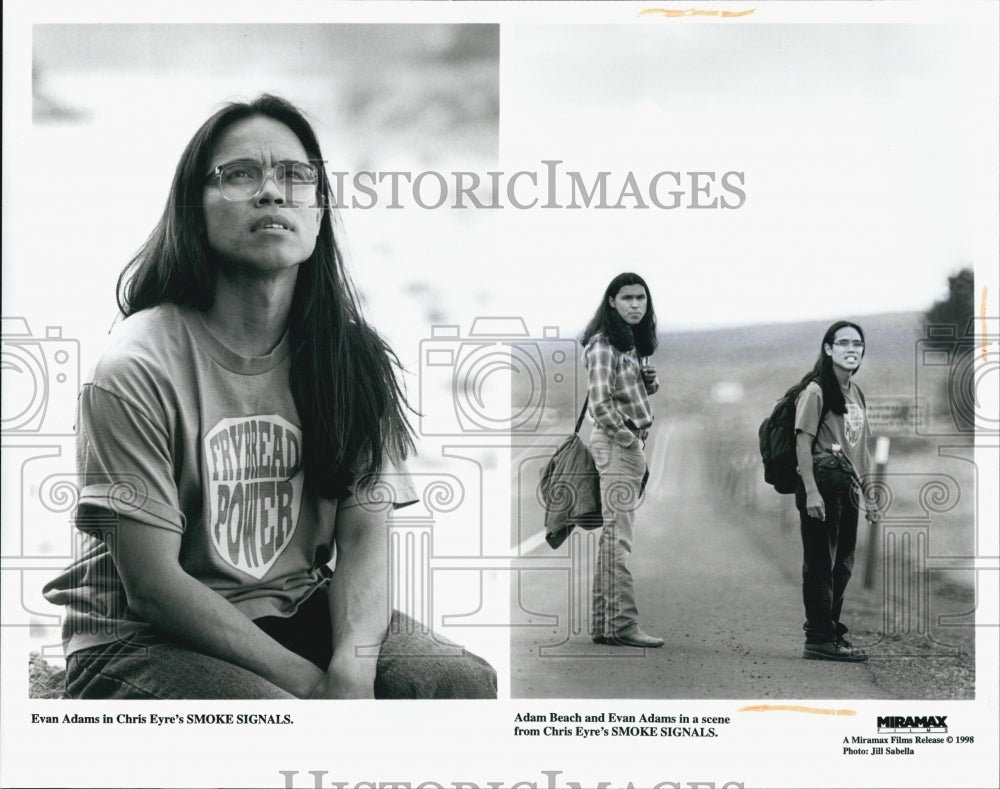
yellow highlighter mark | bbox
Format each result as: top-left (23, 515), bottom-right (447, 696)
top-left (739, 704), bottom-right (857, 717)
top-left (639, 7), bottom-right (756, 19)
top-left (982, 287), bottom-right (989, 363)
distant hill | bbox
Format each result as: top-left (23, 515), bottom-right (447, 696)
top-left (650, 310), bottom-right (959, 435)
top-left (659, 312), bottom-right (925, 367)
top-left (527, 310), bottom-right (950, 430)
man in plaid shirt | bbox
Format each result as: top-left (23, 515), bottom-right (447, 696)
top-left (580, 273), bottom-right (663, 649)
top-left (585, 339), bottom-right (659, 448)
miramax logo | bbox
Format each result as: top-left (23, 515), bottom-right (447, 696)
top-left (877, 715), bottom-right (947, 733)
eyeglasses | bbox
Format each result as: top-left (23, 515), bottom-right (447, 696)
top-left (206, 160), bottom-right (319, 201)
top-left (832, 340), bottom-right (865, 350)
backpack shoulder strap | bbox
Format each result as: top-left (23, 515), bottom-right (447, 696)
top-left (574, 394), bottom-right (590, 435)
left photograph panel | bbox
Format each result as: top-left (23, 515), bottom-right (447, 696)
top-left (5, 23), bottom-right (502, 704)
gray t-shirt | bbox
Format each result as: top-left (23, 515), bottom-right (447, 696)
top-left (44, 303), bottom-right (416, 656)
top-left (794, 379), bottom-right (871, 480)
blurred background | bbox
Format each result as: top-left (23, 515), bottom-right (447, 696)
top-left (22, 23), bottom-right (499, 368)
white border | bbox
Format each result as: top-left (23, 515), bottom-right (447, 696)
top-left (3, 3), bottom-right (998, 789)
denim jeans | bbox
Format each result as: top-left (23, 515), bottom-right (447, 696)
top-left (64, 599), bottom-right (496, 699)
top-left (795, 475), bottom-right (860, 644)
top-left (589, 431), bottom-right (647, 637)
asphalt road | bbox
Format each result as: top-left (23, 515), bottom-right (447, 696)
top-left (510, 418), bottom-right (901, 699)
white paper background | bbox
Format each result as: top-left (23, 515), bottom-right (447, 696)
top-left (2, 2), bottom-right (998, 789)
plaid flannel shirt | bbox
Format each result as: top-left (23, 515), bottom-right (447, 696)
top-left (584, 334), bottom-right (659, 447)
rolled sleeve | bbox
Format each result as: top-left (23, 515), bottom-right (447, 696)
top-left (75, 383), bottom-right (185, 535)
top-left (794, 383), bottom-right (823, 438)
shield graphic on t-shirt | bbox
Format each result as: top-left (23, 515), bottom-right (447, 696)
top-left (204, 415), bottom-right (304, 580)
top-left (844, 403), bottom-right (865, 447)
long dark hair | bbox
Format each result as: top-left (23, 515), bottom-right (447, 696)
top-left (580, 272), bottom-right (658, 357)
top-left (794, 320), bottom-right (866, 416)
top-left (117, 94), bottom-right (414, 498)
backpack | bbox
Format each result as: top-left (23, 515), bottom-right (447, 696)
top-left (758, 379), bottom-right (825, 494)
top-left (539, 395), bottom-right (602, 549)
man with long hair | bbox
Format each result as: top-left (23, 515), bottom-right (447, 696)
top-left (580, 272), bottom-right (663, 648)
top-left (793, 320), bottom-right (879, 662)
top-left (43, 95), bottom-right (496, 699)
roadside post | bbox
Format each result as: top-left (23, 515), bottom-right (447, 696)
top-left (863, 436), bottom-right (891, 589)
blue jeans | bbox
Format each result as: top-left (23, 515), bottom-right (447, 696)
top-left (589, 432), bottom-right (647, 637)
top-left (64, 600), bottom-right (496, 699)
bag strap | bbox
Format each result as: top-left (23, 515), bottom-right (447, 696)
top-left (574, 394), bottom-right (590, 435)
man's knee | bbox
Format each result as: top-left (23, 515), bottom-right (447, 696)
top-left (378, 612), bottom-right (497, 699)
top-left (443, 652), bottom-right (497, 699)
top-left (375, 651), bottom-right (497, 699)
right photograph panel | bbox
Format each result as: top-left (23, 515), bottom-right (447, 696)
top-left (503, 22), bottom-right (992, 701)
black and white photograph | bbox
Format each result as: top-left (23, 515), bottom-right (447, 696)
top-left (5, 13), bottom-right (510, 781)
top-left (505, 21), bottom-right (990, 698)
top-left (2, 3), bottom-right (998, 789)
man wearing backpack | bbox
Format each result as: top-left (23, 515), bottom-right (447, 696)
top-left (788, 320), bottom-right (880, 662)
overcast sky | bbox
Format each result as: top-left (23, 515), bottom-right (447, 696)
top-left (497, 23), bottom-right (996, 334)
